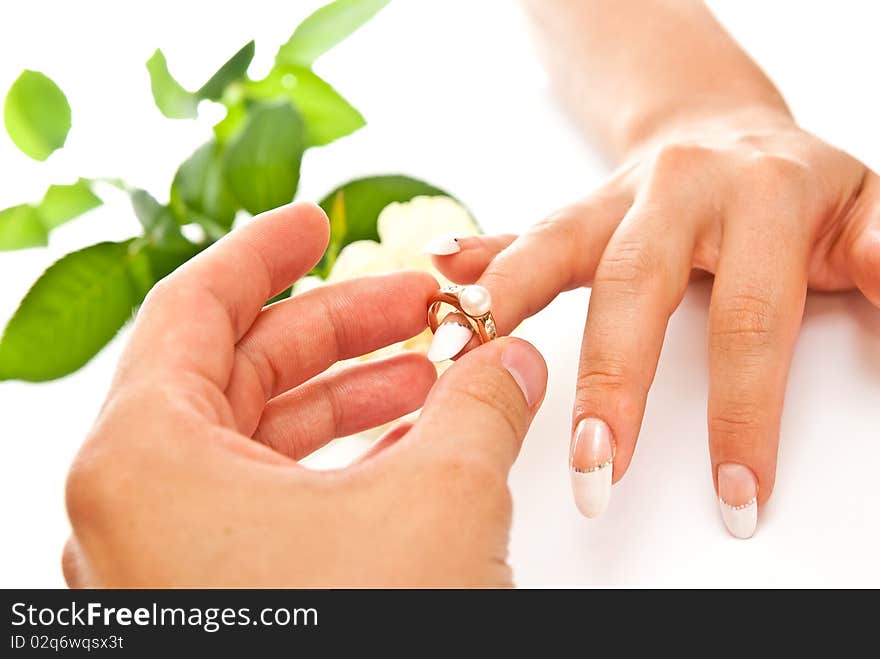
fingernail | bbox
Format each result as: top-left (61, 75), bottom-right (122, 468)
top-left (717, 462), bottom-right (758, 539)
top-left (427, 322), bottom-right (473, 362)
top-left (423, 234), bottom-right (462, 255)
top-left (501, 341), bottom-right (546, 408)
top-left (569, 418), bottom-right (614, 518)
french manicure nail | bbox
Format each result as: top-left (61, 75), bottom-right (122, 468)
top-left (570, 418), bottom-right (615, 518)
top-left (423, 234), bottom-right (462, 255)
top-left (717, 462), bottom-right (758, 539)
top-left (427, 322), bottom-right (473, 362)
top-left (501, 341), bottom-right (546, 408)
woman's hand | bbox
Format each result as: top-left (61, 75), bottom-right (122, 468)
top-left (63, 202), bottom-right (547, 587)
top-left (429, 110), bottom-right (880, 537)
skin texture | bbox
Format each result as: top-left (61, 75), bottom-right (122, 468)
top-left (433, 1), bottom-right (880, 518)
top-left (63, 202), bottom-right (548, 587)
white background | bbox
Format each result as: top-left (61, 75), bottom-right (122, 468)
top-left (1, 1), bottom-right (878, 587)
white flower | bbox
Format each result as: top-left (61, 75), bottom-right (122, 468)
top-left (298, 196), bottom-right (478, 452)
top-left (326, 195), bottom-right (478, 282)
top-left (322, 195), bottom-right (478, 361)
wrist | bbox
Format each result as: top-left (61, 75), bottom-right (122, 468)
top-left (618, 94), bottom-right (794, 160)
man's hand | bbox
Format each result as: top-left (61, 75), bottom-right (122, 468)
top-left (63, 202), bottom-right (547, 587)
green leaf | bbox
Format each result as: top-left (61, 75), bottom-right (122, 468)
top-left (38, 178), bottom-right (102, 230)
top-left (213, 100), bottom-right (247, 144)
top-left (246, 66), bottom-right (364, 146)
top-left (325, 182), bottom-right (348, 262)
top-left (0, 179), bottom-right (103, 252)
top-left (130, 188), bottom-right (165, 232)
top-left (196, 41), bottom-right (255, 101)
top-left (0, 205), bottom-right (48, 251)
top-left (146, 50), bottom-right (198, 119)
top-left (129, 188), bottom-right (191, 250)
top-left (3, 70), bottom-right (71, 161)
top-left (222, 101), bottom-right (305, 215)
top-left (0, 241), bottom-right (141, 381)
top-left (171, 141), bottom-right (238, 232)
top-left (315, 174), bottom-right (447, 274)
top-left (142, 240), bottom-right (203, 285)
top-left (93, 177), bottom-right (129, 191)
top-left (127, 240), bottom-right (204, 303)
top-left (277, 0), bottom-right (391, 66)
top-left (126, 240), bottom-right (203, 302)
top-left (148, 42), bottom-right (256, 119)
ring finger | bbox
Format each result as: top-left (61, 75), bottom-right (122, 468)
top-left (707, 208), bottom-right (809, 538)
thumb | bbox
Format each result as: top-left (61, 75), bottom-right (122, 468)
top-left (409, 337), bottom-right (547, 473)
top-left (846, 171), bottom-right (880, 307)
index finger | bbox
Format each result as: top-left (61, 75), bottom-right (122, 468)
top-left (120, 202), bottom-right (330, 385)
top-left (456, 182), bottom-right (630, 336)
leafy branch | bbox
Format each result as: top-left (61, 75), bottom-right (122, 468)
top-left (0, 0), bottom-right (458, 383)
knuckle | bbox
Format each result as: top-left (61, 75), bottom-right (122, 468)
top-left (596, 239), bottom-right (660, 290)
top-left (516, 217), bottom-right (581, 289)
top-left (457, 375), bottom-right (523, 440)
top-left (652, 142), bottom-right (715, 177)
top-left (739, 154), bottom-right (817, 213)
top-left (710, 292), bottom-right (777, 348)
top-left (139, 275), bottom-right (203, 322)
top-left (745, 153), bottom-right (811, 187)
top-left (535, 217), bottom-right (573, 253)
top-left (536, 206), bottom-right (577, 230)
top-left (577, 357), bottom-right (632, 393)
top-left (65, 447), bottom-right (116, 532)
top-left (321, 378), bottom-right (346, 431)
top-left (575, 357), bottom-right (646, 427)
top-left (316, 294), bottom-right (348, 358)
top-left (479, 267), bottom-right (520, 305)
top-left (530, 213), bottom-right (574, 252)
top-left (139, 276), bottom-right (173, 311)
top-left (709, 407), bottom-right (763, 443)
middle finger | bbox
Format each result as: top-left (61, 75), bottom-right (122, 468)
top-left (226, 271), bottom-right (436, 432)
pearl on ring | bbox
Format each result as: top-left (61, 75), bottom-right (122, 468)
top-left (459, 285), bottom-right (492, 317)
